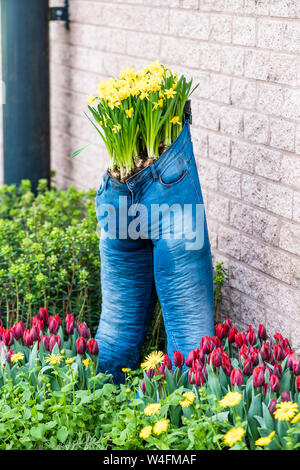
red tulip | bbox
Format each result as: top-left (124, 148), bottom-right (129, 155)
top-left (76, 337), bottom-right (86, 355)
top-left (194, 370), bottom-right (204, 386)
top-left (260, 342), bottom-right (270, 361)
top-left (246, 328), bottom-right (256, 346)
top-left (173, 350), bottom-right (184, 368)
top-left (269, 398), bottom-right (277, 415)
top-left (3, 329), bottom-right (14, 347)
top-left (13, 321), bottom-right (25, 340)
top-left (23, 329), bottom-right (33, 347)
top-left (281, 391), bottom-right (290, 402)
top-left (66, 319), bottom-right (75, 335)
top-left (211, 347), bottom-right (223, 368)
top-left (228, 327), bottom-right (238, 344)
top-left (202, 336), bottom-right (213, 355)
top-left (79, 322), bottom-right (91, 339)
top-left (186, 350), bottom-right (196, 368)
top-left (274, 333), bottom-right (283, 343)
top-left (270, 374), bottom-right (280, 393)
top-left (87, 338), bottom-right (99, 356)
top-left (243, 358), bottom-right (253, 376)
top-left (41, 335), bottom-right (49, 351)
top-left (293, 360), bottom-right (300, 376)
top-left (282, 338), bottom-right (291, 349)
top-left (30, 325), bottom-right (40, 342)
top-left (141, 378), bottom-right (146, 394)
top-left (235, 332), bottom-right (246, 348)
top-left (147, 368), bottom-right (154, 379)
top-left (263, 382), bottom-right (270, 396)
top-left (273, 363), bottom-right (282, 379)
top-left (253, 366), bottom-right (265, 387)
top-left (249, 348), bottom-right (259, 366)
top-left (230, 368), bottom-right (243, 386)
top-left (221, 357), bottom-right (232, 376)
top-left (296, 376), bottom-right (300, 392)
top-left (195, 347), bottom-right (205, 363)
top-left (6, 349), bottom-right (13, 364)
top-left (224, 317), bottom-right (232, 333)
top-left (49, 316), bottom-right (59, 335)
top-left (215, 324), bottom-right (225, 340)
top-left (274, 344), bottom-right (285, 362)
top-left (188, 369), bottom-right (195, 385)
top-left (258, 324), bottom-right (267, 341)
top-left (239, 345), bottom-right (249, 360)
top-left (212, 335), bottom-right (221, 348)
top-left (49, 334), bottom-right (61, 353)
top-left (38, 307), bottom-right (49, 325)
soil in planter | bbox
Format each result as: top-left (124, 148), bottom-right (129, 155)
top-left (108, 143), bottom-right (169, 183)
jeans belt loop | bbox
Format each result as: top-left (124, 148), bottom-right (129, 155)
top-left (150, 164), bottom-right (159, 181)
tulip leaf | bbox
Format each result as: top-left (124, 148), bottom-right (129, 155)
top-left (279, 369), bottom-right (291, 394)
top-left (29, 341), bottom-right (38, 370)
top-left (164, 367), bottom-right (176, 394)
top-left (262, 402), bottom-right (274, 431)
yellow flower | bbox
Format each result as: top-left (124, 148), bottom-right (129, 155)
top-left (139, 91), bottom-right (148, 100)
top-left (223, 427), bottom-right (246, 447)
top-left (170, 116), bottom-right (181, 125)
top-left (141, 351), bottom-right (165, 371)
top-left (139, 426), bottom-right (152, 439)
top-left (158, 98), bottom-right (164, 108)
top-left (274, 402), bottom-right (299, 421)
top-left (255, 431), bottom-right (276, 447)
top-left (83, 358), bottom-right (91, 368)
top-left (165, 88), bottom-right (176, 99)
top-left (112, 124), bottom-right (121, 134)
top-left (219, 391), bottom-right (242, 408)
top-left (66, 358), bottom-right (75, 365)
top-left (153, 419), bottom-right (169, 436)
top-left (144, 403), bottom-right (161, 416)
top-left (126, 388), bottom-right (131, 393)
top-left (125, 107), bottom-right (134, 118)
top-left (291, 413), bottom-right (300, 424)
top-left (45, 354), bottom-right (63, 366)
top-left (122, 368), bottom-right (129, 373)
top-left (61, 349), bottom-right (65, 355)
top-left (179, 391), bottom-right (196, 408)
top-left (86, 94), bottom-right (95, 105)
top-left (11, 352), bottom-right (24, 364)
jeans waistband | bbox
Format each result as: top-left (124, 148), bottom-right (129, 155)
top-left (104, 120), bottom-right (193, 192)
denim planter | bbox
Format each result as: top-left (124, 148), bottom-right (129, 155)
top-left (95, 120), bottom-right (214, 383)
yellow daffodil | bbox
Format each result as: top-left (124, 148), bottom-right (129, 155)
top-left (66, 358), bottom-right (75, 365)
top-left (141, 351), bottom-right (165, 371)
top-left (45, 354), bottom-right (63, 366)
top-left (144, 403), bottom-right (161, 416)
top-left (165, 88), bottom-right (176, 99)
top-left (122, 368), bottom-right (129, 373)
top-left (291, 413), bottom-right (300, 424)
top-left (223, 427), bottom-right (246, 447)
top-left (153, 419), bottom-right (169, 435)
top-left (139, 426), bottom-right (152, 439)
top-left (125, 108), bottom-right (134, 118)
top-left (112, 124), bottom-right (121, 134)
top-left (139, 91), bottom-right (148, 100)
top-left (179, 391), bottom-right (196, 408)
top-left (274, 402), bottom-right (299, 421)
top-left (87, 94), bottom-right (95, 105)
top-left (83, 358), bottom-right (91, 368)
top-left (170, 116), bottom-right (181, 125)
top-left (11, 352), bottom-right (24, 364)
top-left (255, 431), bottom-right (276, 447)
top-left (219, 391), bottom-right (242, 408)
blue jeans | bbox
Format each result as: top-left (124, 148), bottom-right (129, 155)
top-left (95, 120), bottom-right (214, 383)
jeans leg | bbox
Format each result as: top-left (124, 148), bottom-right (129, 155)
top-left (153, 237), bottom-right (214, 363)
top-left (95, 237), bottom-right (156, 383)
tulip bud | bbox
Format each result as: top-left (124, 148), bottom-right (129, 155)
top-left (141, 378), bottom-right (146, 394)
top-left (274, 332), bottom-right (283, 343)
top-left (79, 322), bottom-right (91, 339)
top-left (224, 317), bottom-right (232, 333)
top-left (270, 374), bottom-right (280, 393)
top-left (286, 352), bottom-right (296, 370)
top-left (147, 368), bottom-right (154, 379)
top-left (13, 321), bottom-right (25, 340)
top-left (221, 357), bottom-right (232, 376)
top-left (38, 307), bottom-right (49, 325)
top-left (3, 329), bottom-right (14, 347)
top-left (260, 341), bottom-right (270, 362)
top-left (258, 324), bottom-right (267, 341)
top-left (235, 332), bottom-right (246, 348)
top-left (230, 368), bottom-right (243, 386)
top-left (49, 334), bottom-right (61, 353)
top-left (215, 324), bottom-right (225, 340)
top-left (269, 398), bottom-right (277, 415)
top-left (293, 360), bottom-right (300, 376)
top-left (173, 350), bottom-right (184, 368)
top-left (202, 336), bottom-right (213, 355)
top-left (250, 349), bottom-right (259, 366)
top-left (87, 338), bottom-right (99, 356)
top-left (246, 329), bottom-right (256, 346)
top-left (194, 370), bottom-right (204, 386)
top-left (296, 376), bottom-right (300, 393)
top-left (253, 366), bottom-right (265, 387)
top-left (196, 347), bottom-right (205, 363)
top-left (273, 344), bottom-right (285, 362)
top-left (188, 368), bottom-right (195, 385)
top-left (192, 358), bottom-right (203, 371)
top-left (66, 319), bottom-right (74, 335)
top-left (30, 325), bottom-right (40, 343)
top-left (281, 391), bottom-right (290, 402)
top-left (6, 349), bottom-right (13, 364)
top-left (282, 338), bottom-right (291, 349)
top-left (212, 335), bottom-right (221, 348)
top-left (228, 327), bottom-right (238, 344)
top-left (49, 316), bottom-right (59, 335)
top-left (76, 337), bottom-right (86, 355)
top-left (23, 329), bottom-right (33, 347)
top-left (211, 347), bottom-right (223, 368)
top-left (41, 335), bottom-right (49, 351)
top-left (243, 358), bottom-right (253, 376)
top-left (186, 350), bottom-right (196, 368)
top-left (273, 363), bottom-right (282, 379)
top-left (263, 382), bottom-right (269, 396)
top-left (239, 345), bottom-right (249, 360)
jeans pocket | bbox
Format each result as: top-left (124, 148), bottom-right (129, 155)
top-left (159, 157), bottom-right (189, 187)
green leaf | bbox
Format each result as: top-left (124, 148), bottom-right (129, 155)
top-left (57, 426), bottom-right (69, 443)
top-left (71, 141), bottom-right (96, 158)
top-left (164, 367), bottom-right (176, 394)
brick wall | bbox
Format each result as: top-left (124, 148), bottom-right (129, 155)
top-left (7, 1), bottom-right (300, 348)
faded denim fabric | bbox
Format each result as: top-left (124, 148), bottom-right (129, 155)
top-left (95, 120), bottom-right (214, 383)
